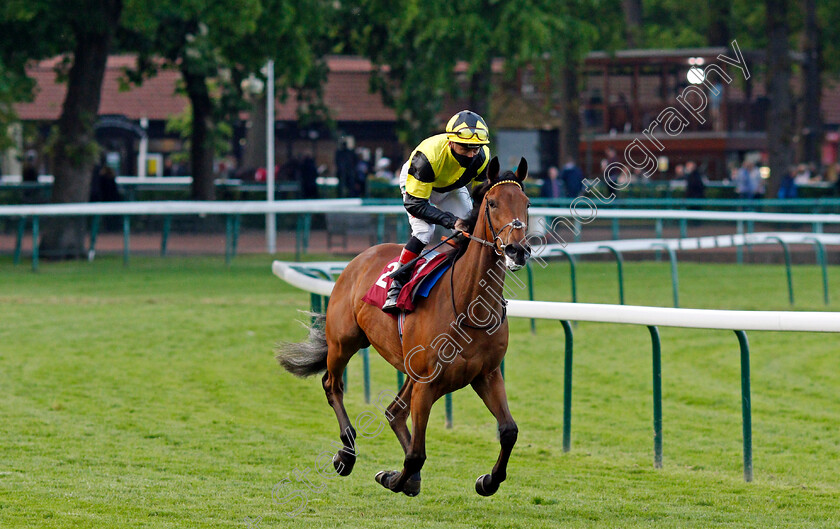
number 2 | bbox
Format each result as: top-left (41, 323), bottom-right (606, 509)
top-left (375, 262), bottom-right (400, 288)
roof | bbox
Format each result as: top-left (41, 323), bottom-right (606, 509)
top-left (16, 55), bottom-right (399, 123)
top-left (15, 55), bottom-right (188, 121)
top-left (276, 56), bottom-right (395, 121)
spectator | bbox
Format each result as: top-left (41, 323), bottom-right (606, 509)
top-left (300, 154), bottom-right (318, 199)
top-left (736, 160), bottom-right (759, 199)
top-left (794, 163), bottom-right (812, 185)
top-left (374, 157), bottom-right (396, 185)
top-left (353, 149), bottom-right (370, 197)
top-left (90, 166), bottom-right (121, 202)
top-left (560, 158), bottom-right (584, 198)
top-left (335, 139), bottom-right (357, 198)
top-left (684, 160), bottom-right (706, 199)
top-left (778, 167), bottom-right (798, 199)
top-left (602, 147), bottom-right (621, 197)
top-left (22, 151), bottom-right (38, 183)
top-left (541, 166), bottom-right (564, 199)
top-left (21, 151), bottom-right (41, 203)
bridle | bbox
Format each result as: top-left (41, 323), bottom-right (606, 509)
top-left (450, 179), bottom-right (528, 331)
top-left (462, 180), bottom-right (528, 256)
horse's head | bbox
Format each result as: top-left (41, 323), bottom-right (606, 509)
top-left (473, 156), bottom-right (531, 271)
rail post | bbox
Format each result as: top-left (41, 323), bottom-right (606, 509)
top-left (294, 215), bottom-right (303, 262)
top-left (88, 215), bottom-right (100, 261)
top-left (445, 393), bottom-right (453, 429)
top-left (526, 262), bottom-right (536, 333)
top-left (735, 330), bottom-right (753, 483)
top-left (14, 217), bottom-right (26, 265)
top-left (362, 348), bottom-right (371, 404)
top-left (648, 325), bottom-right (663, 468)
top-left (654, 219), bottom-right (663, 261)
top-left (598, 245), bottom-right (625, 305)
top-left (561, 320), bottom-right (574, 452)
top-left (225, 214), bottom-right (234, 266)
top-left (765, 236), bottom-right (794, 306)
top-left (650, 243), bottom-right (679, 308)
top-left (122, 215), bottom-right (130, 267)
top-left (555, 249), bottom-right (578, 303)
top-left (804, 237), bottom-right (830, 305)
top-left (376, 213), bottom-right (385, 244)
top-left (31, 216), bottom-right (39, 272)
top-left (161, 215), bottom-right (171, 256)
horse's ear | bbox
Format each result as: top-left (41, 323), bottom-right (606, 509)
top-left (488, 156), bottom-right (500, 182)
top-left (515, 157), bottom-right (528, 183)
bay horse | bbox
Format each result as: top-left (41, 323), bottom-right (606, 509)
top-left (277, 156), bottom-right (531, 497)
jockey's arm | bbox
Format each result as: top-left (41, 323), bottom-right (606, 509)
top-left (403, 193), bottom-right (457, 229)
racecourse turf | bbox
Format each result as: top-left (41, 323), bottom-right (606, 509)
top-left (1, 254), bottom-right (838, 528)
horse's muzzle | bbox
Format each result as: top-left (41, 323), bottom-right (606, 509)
top-left (504, 243), bottom-right (530, 271)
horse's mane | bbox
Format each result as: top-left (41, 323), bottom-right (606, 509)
top-left (447, 170), bottom-right (519, 262)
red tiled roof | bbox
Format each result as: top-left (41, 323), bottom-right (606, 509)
top-left (15, 55), bottom-right (188, 121)
top-left (276, 57), bottom-right (395, 121)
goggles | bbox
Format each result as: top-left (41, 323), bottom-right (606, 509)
top-left (448, 127), bottom-right (489, 142)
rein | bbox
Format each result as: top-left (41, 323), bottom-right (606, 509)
top-left (449, 180), bottom-right (524, 331)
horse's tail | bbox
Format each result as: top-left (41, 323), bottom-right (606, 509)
top-left (276, 313), bottom-right (328, 378)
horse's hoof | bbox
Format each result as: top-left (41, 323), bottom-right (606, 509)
top-left (333, 451), bottom-right (355, 477)
top-left (475, 474), bottom-right (499, 496)
top-left (375, 470), bottom-right (401, 493)
top-left (403, 476), bottom-right (421, 497)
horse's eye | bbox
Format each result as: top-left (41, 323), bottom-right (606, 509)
top-left (488, 199), bottom-right (497, 208)
top-left (527, 202), bottom-right (531, 208)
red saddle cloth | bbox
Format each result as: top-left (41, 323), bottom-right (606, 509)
top-left (362, 251), bottom-right (452, 316)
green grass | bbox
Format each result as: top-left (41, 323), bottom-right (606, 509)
top-left (1, 254), bottom-right (839, 528)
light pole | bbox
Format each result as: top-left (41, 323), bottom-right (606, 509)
top-left (265, 60), bottom-right (276, 253)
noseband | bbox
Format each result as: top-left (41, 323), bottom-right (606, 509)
top-left (464, 180), bottom-right (528, 256)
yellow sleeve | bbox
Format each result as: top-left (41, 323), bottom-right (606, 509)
top-left (405, 174), bottom-right (433, 199)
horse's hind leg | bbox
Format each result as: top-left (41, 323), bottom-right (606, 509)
top-left (322, 334), bottom-right (365, 477)
top-left (470, 367), bottom-right (518, 496)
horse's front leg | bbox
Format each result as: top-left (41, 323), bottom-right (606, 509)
top-left (470, 367), bottom-right (518, 496)
top-left (381, 378), bottom-right (422, 496)
top-left (376, 382), bottom-right (434, 496)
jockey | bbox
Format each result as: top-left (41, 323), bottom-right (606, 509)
top-left (382, 110), bottom-right (491, 313)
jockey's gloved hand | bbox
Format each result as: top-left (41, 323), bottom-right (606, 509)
top-left (454, 218), bottom-right (470, 234)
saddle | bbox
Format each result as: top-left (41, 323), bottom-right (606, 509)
top-left (362, 250), bottom-right (453, 318)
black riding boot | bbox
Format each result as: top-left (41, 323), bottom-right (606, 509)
top-left (382, 265), bottom-right (412, 314)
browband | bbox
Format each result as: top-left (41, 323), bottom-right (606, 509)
top-left (487, 180), bottom-right (522, 193)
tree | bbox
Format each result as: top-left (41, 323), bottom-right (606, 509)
top-left (765, 0), bottom-right (794, 198)
top-left (707, 0), bottom-right (732, 46)
top-left (621, 0), bottom-right (643, 48)
top-left (0, 59), bottom-right (34, 153)
top-left (122, 0), bottom-right (332, 199)
top-left (341, 0), bottom-right (461, 147)
top-left (800, 0), bottom-right (822, 166)
top-left (1, 0), bottom-right (123, 259)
